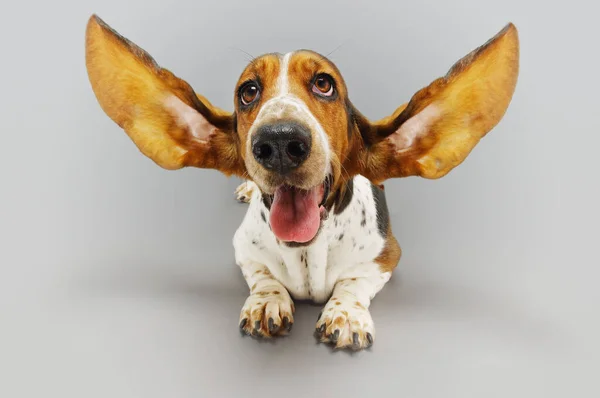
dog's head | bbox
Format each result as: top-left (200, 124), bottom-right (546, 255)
top-left (85, 15), bottom-right (519, 243)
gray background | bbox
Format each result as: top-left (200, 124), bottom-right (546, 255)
top-left (1, 0), bottom-right (598, 396)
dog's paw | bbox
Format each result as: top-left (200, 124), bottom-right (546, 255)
top-left (239, 287), bottom-right (295, 338)
top-left (235, 181), bottom-right (257, 203)
top-left (315, 298), bottom-right (374, 350)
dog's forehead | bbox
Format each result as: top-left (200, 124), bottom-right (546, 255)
top-left (235, 50), bottom-right (344, 87)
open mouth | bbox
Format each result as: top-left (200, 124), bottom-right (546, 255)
top-left (269, 176), bottom-right (331, 243)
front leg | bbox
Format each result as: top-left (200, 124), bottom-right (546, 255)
top-left (238, 260), bottom-right (295, 338)
top-left (316, 267), bottom-right (392, 350)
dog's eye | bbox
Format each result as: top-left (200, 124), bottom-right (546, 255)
top-left (312, 74), bottom-right (334, 97)
top-left (240, 83), bottom-right (260, 106)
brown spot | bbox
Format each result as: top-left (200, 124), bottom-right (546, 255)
top-left (355, 301), bottom-right (365, 310)
top-left (251, 309), bottom-right (264, 322)
top-left (351, 278), bottom-right (357, 281)
top-left (335, 301), bottom-right (341, 306)
top-left (333, 317), bottom-right (345, 328)
top-left (375, 227), bottom-right (402, 273)
top-left (273, 290), bottom-right (280, 295)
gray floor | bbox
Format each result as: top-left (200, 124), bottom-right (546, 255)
top-left (2, 0), bottom-right (599, 397)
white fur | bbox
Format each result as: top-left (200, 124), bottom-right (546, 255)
top-left (233, 175), bottom-right (392, 348)
top-left (277, 52), bottom-right (292, 95)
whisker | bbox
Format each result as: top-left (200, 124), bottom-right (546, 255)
top-left (228, 47), bottom-right (256, 63)
top-left (325, 40), bottom-right (349, 59)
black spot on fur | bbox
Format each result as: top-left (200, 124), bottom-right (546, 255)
top-left (252, 239), bottom-right (258, 245)
top-left (333, 178), bottom-right (354, 215)
top-left (261, 193), bottom-right (272, 209)
top-left (344, 99), bottom-right (356, 141)
top-left (338, 233), bottom-right (344, 241)
top-left (359, 245), bottom-right (364, 250)
top-left (260, 211), bottom-right (266, 223)
top-left (371, 182), bottom-right (390, 236)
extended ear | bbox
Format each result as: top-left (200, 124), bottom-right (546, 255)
top-left (359, 23), bottom-right (519, 182)
top-left (85, 15), bottom-right (245, 176)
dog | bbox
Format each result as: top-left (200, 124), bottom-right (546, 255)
top-left (85, 15), bottom-right (519, 350)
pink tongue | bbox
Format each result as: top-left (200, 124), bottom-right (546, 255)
top-left (270, 186), bottom-right (321, 243)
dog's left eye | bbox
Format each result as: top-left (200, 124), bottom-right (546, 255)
top-left (240, 82), bottom-right (260, 106)
top-left (312, 74), bottom-right (334, 97)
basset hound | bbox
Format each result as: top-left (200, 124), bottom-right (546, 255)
top-left (85, 15), bottom-right (519, 350)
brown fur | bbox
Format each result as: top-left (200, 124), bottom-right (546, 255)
top-left (375, 228), bottom-right (402, 273)
top-left (85, 15), bottom-right (245, 176)
top-left (233, 54), bottom-right (281, 167)
top-left (85, 15), bottom-right (519, 207)
top-left (286, 51), bottom-right (352, 193)
top-left (357, 24), bottom-right (520, 183)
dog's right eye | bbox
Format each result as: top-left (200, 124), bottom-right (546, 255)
top-left (240, 83), bottom-right (260, 106)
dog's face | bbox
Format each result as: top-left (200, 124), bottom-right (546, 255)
top-left (231, 51), bottom-right (355, 241)
top-left (234, 51), bottom-right (344, 194)
top-left (85, 15), bottom-right (519, 243)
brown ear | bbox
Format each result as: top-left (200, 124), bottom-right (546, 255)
top-left (360, 23), bottom-right (519, 182)
top-left (85, 15), bottom-right (245, 176)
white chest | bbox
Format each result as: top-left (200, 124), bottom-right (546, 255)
top-left (233, 175), bottom-right (386, 303)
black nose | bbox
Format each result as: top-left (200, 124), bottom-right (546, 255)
top-left (252, 122), bottom-right (311, 174)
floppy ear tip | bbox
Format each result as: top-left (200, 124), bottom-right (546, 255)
top-left (85, 14), bottom-right (110, 70)
top-left (85, 14), bottom-right (105, 44)
top-left (502, 22), bottom-right (518, 37)
top-left (86, 13), bottom-right (101, 27)
top-left (85, 15), bottom-right (128, 55)
top-left (86, 14), bottom-right (112, 35)
top-left (498, 22), bottom-right (520, 66)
